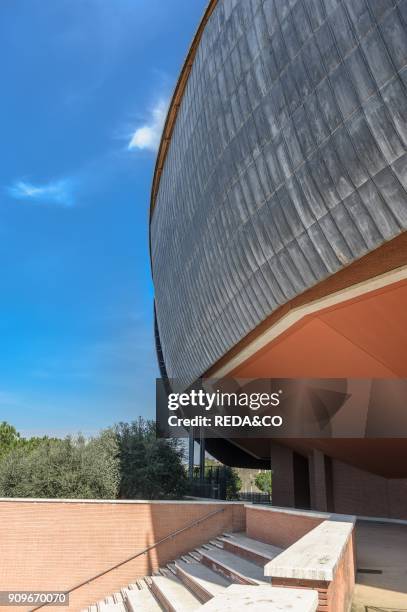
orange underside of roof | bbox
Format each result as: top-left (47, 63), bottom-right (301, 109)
top-left (226, 278), bottom-right (407, 477)
top-left (231, 279), bottom-right (407, 379)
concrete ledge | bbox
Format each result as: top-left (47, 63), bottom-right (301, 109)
top-left (264, 520), bottom-right (354, 581)
top-left (0, 497), bottom-right (244, 505)
top-left (245, 504), bottom-right (356, 523)
top-left (356, 514), bottom-right (407, 526)
top-left (200, 585), bottom-right (318, 611)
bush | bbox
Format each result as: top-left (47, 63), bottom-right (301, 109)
top-left (0, 430), bottom-right (120, 499)
top-left (224, 466), bottom-right (241, 500)
top-left (115, 418), bottom-right (188, 499)
top-left (254, 470), bottom-right (272, 495)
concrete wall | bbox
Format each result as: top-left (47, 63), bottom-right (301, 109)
top-left (0, 499), bottom-right (245, 612)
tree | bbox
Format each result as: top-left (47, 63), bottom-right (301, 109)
top-left (0, 430), bottom-right (120, 499)
top-left (0, 421), bottom-right (56, 459)
top-left (254, 470), bottom-right (272, 495)
top-left (115, 418), bottom-right (188, 499)
top-left (0, 422), bottom-right (22, 459)
top-left (0, 420), bottom-right (189, 500)
top-left (224, 466), bottom-right (241, 500)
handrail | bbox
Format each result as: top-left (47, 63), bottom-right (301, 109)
top-left (30, 505), bottom-right (225, 611)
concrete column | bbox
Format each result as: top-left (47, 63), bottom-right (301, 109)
top-left (188, 427), bottom-right (194, 481)
top-left (199, 429), bottom-right (205, 482)
top-left (270, 442), bottom-right (295, 507)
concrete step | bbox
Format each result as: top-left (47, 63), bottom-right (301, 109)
top-left (125, 585), bottom-right (162, 612)
top-left (199, 585), bottom-right (318, 611)
top-left (196, 545), bottom-right (270, 585)
top-left (174, 557), bottom-right (231, 602)
top-left (97, 602), bottom-right (126, 612)
top-left (208, 539), bottom-right (223, 548)
top-left (151, 573), bottom-right (202, 612)
top-left (219, 533), bottom-right (283, 565)
top-left (120, 585), bottom-right (137, 600)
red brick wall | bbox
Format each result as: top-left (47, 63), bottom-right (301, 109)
top-left (0, 500), bottom-right (245, 612)
top-left (326, 532), bottom-right (355, 612)
top-left (245, 506), bottom-right (323, 548)
top-left (332, 460), bottom-right (407, 520)
top-left (271, 529), bottom-right (355, 612)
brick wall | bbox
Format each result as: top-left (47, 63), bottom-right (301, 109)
top-left (245, 506), bottom-right (323, 548)
top-left (269, 523), bottom-right (355, 612)
top-left (332, 460), bottom-right (407, 520)
top-left (0, 499), bottom-right (245, 612)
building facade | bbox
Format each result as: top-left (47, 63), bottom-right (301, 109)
top-left (151, 0), bottom-right (407, 518)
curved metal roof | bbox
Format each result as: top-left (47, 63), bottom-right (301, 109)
top-left (149, 0), bottom-right (218, 221)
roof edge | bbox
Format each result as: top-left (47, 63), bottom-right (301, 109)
top-left (149, 0), bottom-right (218, 222)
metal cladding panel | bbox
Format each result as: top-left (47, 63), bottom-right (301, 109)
top-left (151, 0), bottom-right (407, 385)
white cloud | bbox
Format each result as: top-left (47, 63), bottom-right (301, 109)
top-left (128, 99), bottom-right (167, 152)
top-left (7, 178), bottom-right (74, 207)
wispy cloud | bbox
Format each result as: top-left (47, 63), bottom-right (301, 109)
top-left (128, 99), bottom-right (167, 152)
top-left (7, 178), bottom-right (75, 207)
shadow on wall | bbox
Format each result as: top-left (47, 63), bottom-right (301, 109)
top-left (0, 499), bottom-right (245, 611)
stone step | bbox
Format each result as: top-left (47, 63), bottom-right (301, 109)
top-left (174, 557), bottom-right (231, 602)
top-left (196, 545), bottom-right (270, 585)
top-left (151, 573), bottom-right (202, 612)
top-left (199, 585), bottom-right (318, 611)
top-left (97, 602), bottom-right (126, 612)
top-left (125, 586), bottom-right (162, 612)
top-left (219, 533), bottom-right (283, 565)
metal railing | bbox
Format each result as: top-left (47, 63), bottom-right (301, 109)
top-left (30, 505), bottom-right (225, 611)
top-left (238, 492), bottom-right (271, 504)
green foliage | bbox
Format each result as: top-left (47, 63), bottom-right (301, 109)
top-left (0, 422), bottom-right (22, 459)
top-left (0, 421), bottom-right (57, 460)
top-left (224, 466), bottom-right (241, 500)
top-left (115, 418), bottom-right (188, 500)
top-left (254, 470), bottom-right (272, 495)
top-left (0, 420), bottom-right (189, 500)
top-left (0, 430), bottom-right (120, 499)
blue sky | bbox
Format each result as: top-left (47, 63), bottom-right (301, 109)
top-left (0, 0), bottom-right (207, 437)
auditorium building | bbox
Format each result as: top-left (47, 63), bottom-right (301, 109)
top-left (150, 0), bottom-right (407, 519)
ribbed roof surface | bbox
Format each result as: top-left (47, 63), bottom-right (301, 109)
top-left (151, 0), bottom-right (407, 385)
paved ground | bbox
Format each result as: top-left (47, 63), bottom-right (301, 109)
top-left (352, 521), bottom-right (407, 611)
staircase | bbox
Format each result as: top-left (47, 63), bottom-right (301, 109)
top-left (84, 532), bottom-right (283, 612)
